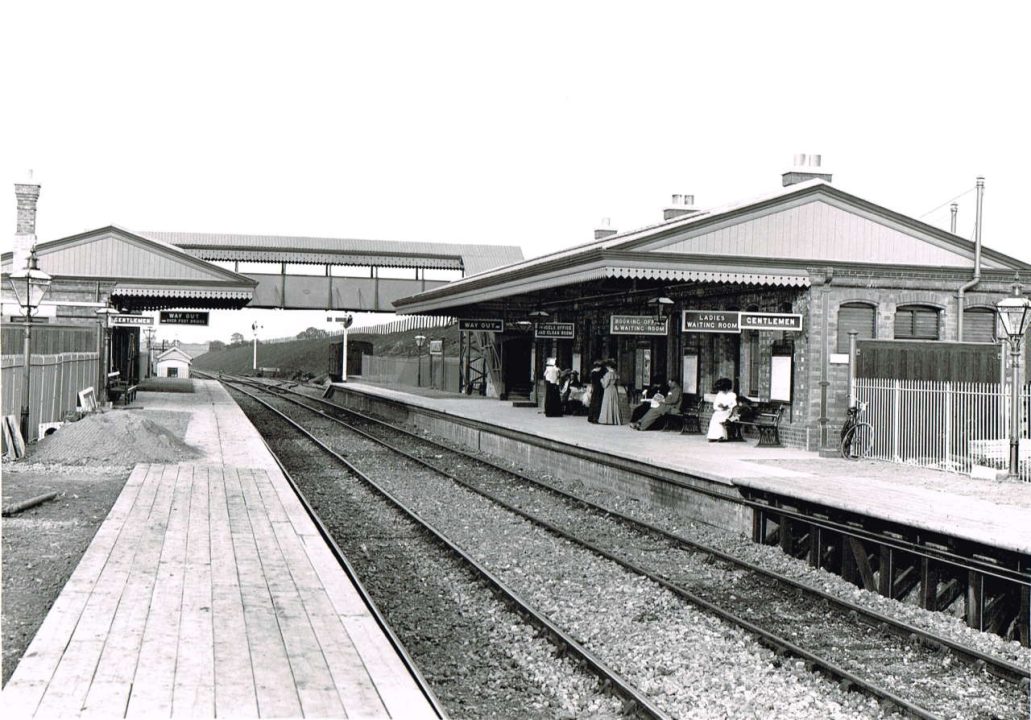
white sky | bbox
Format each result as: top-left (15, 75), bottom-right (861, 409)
top-left (2, 1), bottom-right (1029, 344)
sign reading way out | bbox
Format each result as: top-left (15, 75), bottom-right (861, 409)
top-left (159, 311), bottom-right (210, 326)
top-left (459, 319), bottom-right (504, 332)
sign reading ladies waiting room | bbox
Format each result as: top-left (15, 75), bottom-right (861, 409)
top-left (610, 315), bottom-right (669, 335)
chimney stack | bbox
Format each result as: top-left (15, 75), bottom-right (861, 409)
top-left (12, 173), bottom-right (41, 271)
top-left (663, 194), bottom-right (699, 221)
top-left (594, 217), bottom-right (618, 241)
top-left (781, 154), bottom-right (832, 186)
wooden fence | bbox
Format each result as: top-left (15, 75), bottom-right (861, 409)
top-left (1, 352), bottom-right (100, 442)
top-left (853, 378), bottom-right (1029, 480)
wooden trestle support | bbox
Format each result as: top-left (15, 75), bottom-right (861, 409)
top-left (747, 492), bottom-right (1030, 647)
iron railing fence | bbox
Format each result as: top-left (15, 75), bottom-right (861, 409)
top-left (853, 378), bottom-right (1029, 481)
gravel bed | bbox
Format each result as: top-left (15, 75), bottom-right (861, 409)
top-left (232, 390), bottom-right (625, 720)
top-left (291, 388), bottom-right (1028, 670)
top-left (254, 389), bottom-right (891, 719)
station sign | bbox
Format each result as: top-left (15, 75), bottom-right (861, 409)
top-left (682, 310), bottom-right (741, 333)
top-left (428, 339), bottom-right (444, 355)
top-left (459, 318), bottom-right (504, 332)
top-left (739, 312), bottom-right (803, 332)
top-left (610, 315), bottom-right (669, 336)
top-left (535, 322), bottom-right (575, 339)
top-left (682, 310), bottom-right (803, 334)
top-left (111, 314), bottom-right (154, 327)
top-left (159, 311), bottom-right (209, 326)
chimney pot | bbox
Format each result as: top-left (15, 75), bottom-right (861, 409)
top-left (783, 154), bottom-right (832, 187)
top-left (594, 218), bottom-right (618, 240)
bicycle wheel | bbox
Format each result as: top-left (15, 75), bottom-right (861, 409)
top-left (840, 422), bottom-right (874, 459)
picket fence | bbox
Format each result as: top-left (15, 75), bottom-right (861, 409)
top-left (852, 377), bottom-right (1030, 481)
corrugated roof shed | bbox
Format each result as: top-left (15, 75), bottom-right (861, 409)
top-left (140, 231), bottom-right (524, 275)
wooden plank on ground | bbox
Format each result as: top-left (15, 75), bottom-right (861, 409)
top-left (82, 463), bottom-right (178, 716)
top-left (225, 468), bottom-right (302, 718)
top-left (173, 465), bottom-right (215, 717)
top-left (242, 468), bottom-right (344, 718)
top-left (126, 465), bottom-right (192, 717)
top-left (208, 466), bottom-right (259, 718)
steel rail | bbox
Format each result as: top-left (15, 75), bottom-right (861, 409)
top-left (247, 376), bottom-right (1028, 588)
top-left (230, 379), bottom-right (955, 719)
top-left (222, 376), bottom-right (1030, 678)
top-left (224, 379), bottom-right (672, 720)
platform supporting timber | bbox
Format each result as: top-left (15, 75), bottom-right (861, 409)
top-left (749, 490), bottom-right (1030, 646)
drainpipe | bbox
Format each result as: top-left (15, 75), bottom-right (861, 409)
top-left (957, 177), bottom-right (984, 341)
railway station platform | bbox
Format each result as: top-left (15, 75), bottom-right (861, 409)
top-left (1, 381), bottom-right (439, 719)
top-left (324, 381), bottom-right (1031, 557)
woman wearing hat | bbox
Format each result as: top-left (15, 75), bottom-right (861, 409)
top-left (543, 357), bottom-right (564, 417)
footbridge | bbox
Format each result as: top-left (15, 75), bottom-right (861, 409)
top-left (141, 231), bottom-right (523, 311)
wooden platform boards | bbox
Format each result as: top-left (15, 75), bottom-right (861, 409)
top-left (1, 463), bottom-right (437, 719)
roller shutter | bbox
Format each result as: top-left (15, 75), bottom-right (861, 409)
top-left (964, 308), bottom-right (996, 343)
top-left (837, 303), bottom-right (876, 353)
top-left (895, 305), bottom-right (940, 340)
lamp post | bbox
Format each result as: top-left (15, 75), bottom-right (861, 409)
top-left (143, 328), bottom-right (156, 378)
top-left (9, 248), bottom-right (52, 442)
top-left (997, 291), bottom-right (1031, 480)
top-left (650, 296), bottom-right (674, 321)
top-left (328, 314), bottom-right (354, 381)
top-left (94, 305), bottom-right (119, 403)
top-left (415, 335), bottom-right (426, 386)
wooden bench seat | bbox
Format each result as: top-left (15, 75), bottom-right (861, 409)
top-left (726, 402), bottom-right (785, 446)
top-left (664, 397), bottom-right (705, 434)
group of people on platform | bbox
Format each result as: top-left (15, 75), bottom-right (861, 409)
top-left (542, 361), bottom-right (747, 441)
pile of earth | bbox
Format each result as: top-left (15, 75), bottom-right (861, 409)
top-left (27, 410), bottom-right (200, 465)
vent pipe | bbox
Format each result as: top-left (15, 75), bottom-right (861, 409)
top-left (950, 203), bottom-right (958, 234)
top-left (957, 177), bottom-right (985, 341)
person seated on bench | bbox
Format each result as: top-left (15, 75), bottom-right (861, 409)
top-left (630, 384), bottom-right (662, 424)
top-left (562, 371), bottom-right (587, 415)
top-left (633, 380), bottom-right (683, 431)
top-left (707, 378), bottom-right (737, 442)
top-left (725, 394), bottom-right (756, 441)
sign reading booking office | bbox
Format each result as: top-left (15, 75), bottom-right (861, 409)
top-left (682, 310), bottom-right (803, 333)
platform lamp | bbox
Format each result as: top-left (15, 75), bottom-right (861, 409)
top-left (415, 334), bottom-right (426, 387)
top-left (997, 288), bottom-right (1031, 480)
top-left (650, 296), bottom-right (674, 321)
top-left (9, 248), bottom-right (52, 442)
top-left (527, 310), bottom-right (550, 403)
top-left (94, 303), bottom-right (119, 405)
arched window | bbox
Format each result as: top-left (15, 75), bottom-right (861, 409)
top-left (895, 305), bottom-right (940, 340)
top-left (837, 302), bottom-right (876, 353)
top-left (964, 307), bottom-right (997, 343)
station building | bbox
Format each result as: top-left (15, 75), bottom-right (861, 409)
top-left (394, 161), bottom-right (1031, 449)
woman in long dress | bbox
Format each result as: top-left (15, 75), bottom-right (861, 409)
top-left (598, 360), bottom-right (623, 425)
top-left (543, 358), bottom-right (563, 417)
top-left (707, 377), bottom-right (737, 441)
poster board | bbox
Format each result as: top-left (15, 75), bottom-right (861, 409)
top-left (78, 387), bottom-right (98, 413)
top-left (682, 354), bottom-right (699, 395)
top-left (770, 356), bottom-right (793, 402)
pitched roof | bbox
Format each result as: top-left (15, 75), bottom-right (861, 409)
top-left (1, 226), bottom-right (257, 311)
top-left (393, 180), bottom-right (1031, 314)
top-left (156, 346), bottom-right (193, 362)
top-left (139, 231), bottom-right (524, 275)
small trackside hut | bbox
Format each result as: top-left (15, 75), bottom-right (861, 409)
top-left (393, 160), bottom-right (1031, 452)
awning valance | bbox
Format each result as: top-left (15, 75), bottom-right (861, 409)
top-left (112, 287), bottom-right (254, 300)
top-left (605, 267), bottom-right (810, 287)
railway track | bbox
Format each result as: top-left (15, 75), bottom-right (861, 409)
top-left (222, 378), bottom-right (670, 720)
top-left (223, 375), bottom-right (1030, 719)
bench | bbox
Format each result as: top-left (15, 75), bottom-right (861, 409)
top-left (726, 402), bottom-right (785, 447)
top-left (664, 397), bottom-right (705, 434)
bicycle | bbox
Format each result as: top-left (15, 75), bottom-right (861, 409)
top-left (839, 401), bottom-right (874, 459)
